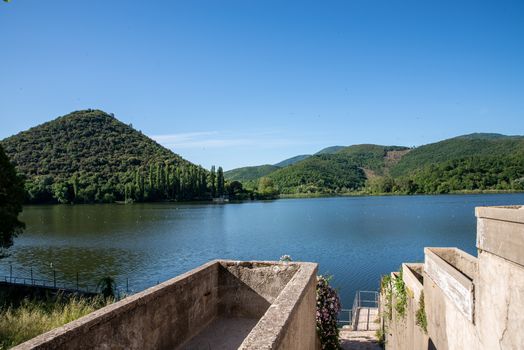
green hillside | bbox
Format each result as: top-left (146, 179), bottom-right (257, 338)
top-left (274, 155), bottom-right (310, 167)
top-left (266, 144), bottom-right (408, 194)
top-left (390, 133), bottom-right (524, 177)
top-left (336, 144), bottom-right (410, 175)
top-left (267, 153), bottom-right (366, 194)
top-left (225, 164), bottom-right (281, 182)
top-left (244, 135), bottom-right (524, 196)
top-left (1, 110), bottom-right (223, 203)
top-left (225, 154), bottom-right (311, 183)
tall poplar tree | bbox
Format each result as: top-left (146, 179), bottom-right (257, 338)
top-left (217, 166), bottom-right (225, 197)
top-left (208, 166), bottom-right (216, 197)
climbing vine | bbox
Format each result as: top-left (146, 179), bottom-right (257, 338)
top-left (380, 274), bottom-right (393, 321)
top-left (415, 291), bottom-right (428, 333)
top-left (393, 269), bottom-right (407, 319)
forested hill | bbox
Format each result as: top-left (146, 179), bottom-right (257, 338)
top-left (224, 164), bottom-right (281, 182)
top-left (266, 144), bottom-right (408, 194)
top-left (1, 110), bottom-right (226, 203)
top-left (390, 133), bottom-right (524, 177)
top-left (228, 134), bottom-right (524, 196)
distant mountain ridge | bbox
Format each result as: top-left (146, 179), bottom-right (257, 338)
top-left (225, 133), bottom-right (524, 195)
top-left (224, 164), bottom-right (281, 182)
top-left (274, 154), bottom-right (311, 167)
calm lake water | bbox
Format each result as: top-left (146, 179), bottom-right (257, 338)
top-left (3, 193), bottom-right (524, 308)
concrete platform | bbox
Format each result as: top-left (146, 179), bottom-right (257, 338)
top-left (180, 317), bottom-right (259, 350)
top-left (355, 307), bottom-right (379, 331)
top-left (340, 329), bottom-right (381, 350)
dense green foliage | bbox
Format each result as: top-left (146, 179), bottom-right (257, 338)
top-left (0, 144), bottom-right (25, 250)
top-left (236, 135), bottom-right (524, 196)
top-left (267, 153), bottom-right (366, 194)
top-left (4, 112), bottom-right (523, 201)
top-left (337, 144), bottom-right (409, 175)
top-left (367, 153), bottom-right (524, 195)
top-left (224, 164), bottom-right (281, 182)
top-left (1, 110), bottom-right (232, 203)
top-left (390, 133), bottom-right (524, 177)
top-left (264, 144), bottom-right (407, 194)
top-left (273, 154), bottom-right (310, 167)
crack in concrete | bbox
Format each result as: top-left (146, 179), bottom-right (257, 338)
top-left (498, 291), bottom-right (511, 349)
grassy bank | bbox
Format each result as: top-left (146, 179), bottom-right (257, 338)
top-left (0, 296), bottom-right (111, 349)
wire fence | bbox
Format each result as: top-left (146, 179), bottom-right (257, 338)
top-left (2, 264), bottom-right (133, 298)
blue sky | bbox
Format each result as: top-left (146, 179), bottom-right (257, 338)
top-left (1, 0), bottom-right (523, 170)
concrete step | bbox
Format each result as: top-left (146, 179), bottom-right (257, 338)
top-left (340, 330), bottom-right (381, 350)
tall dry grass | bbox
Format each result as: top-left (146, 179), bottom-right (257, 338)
top-left (0, 296), bottom-right (111, 349)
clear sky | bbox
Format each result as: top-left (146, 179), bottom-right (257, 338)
top-left (1, 0), bottom-right (523, 170)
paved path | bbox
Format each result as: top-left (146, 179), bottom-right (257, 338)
top-left (340, 329), bottom-right (381, 350)
top-left (355, 307), bottom-right (379, 331)
top-left (339, 307), bottom-right (381, 350)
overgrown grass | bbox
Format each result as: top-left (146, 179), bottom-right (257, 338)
top-left (0, 295), bottom-right (111, 349)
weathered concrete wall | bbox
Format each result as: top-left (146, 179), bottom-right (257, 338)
top-left (383, 265), bottom-right (428, 350)
top-left (16, 260), bottom-right (221, 350)
top-left (14, 260), bottom-right (318, 350)
top-left (239, 262), bottom-right (318, 350)
top-left (385, 205), bottom-right (524, 350)
top-left (218, 261), bottom-right (298, 319)
top-left (476, 205), bottom-right (524, 350)
top-left (423, 264), bottom-right (480, 350)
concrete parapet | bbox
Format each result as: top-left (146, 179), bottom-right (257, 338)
top-left (476, 205), bottom-right (524, 350)
top-left (385, 205), bottom-right (524, 350)
top-left (402, 263), bottom-right (423, 302)
top-left (476, 205), bottom-right (524, 267)
top-left (14, 260), bottom-right (318, 350)
top-left (424, 247), bottom-right (477, 323)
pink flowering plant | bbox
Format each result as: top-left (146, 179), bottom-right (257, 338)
top-left (316, 275), bottom-right (341, 349)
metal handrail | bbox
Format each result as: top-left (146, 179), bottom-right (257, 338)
top-left (338, 290), bottom-right (379, 329)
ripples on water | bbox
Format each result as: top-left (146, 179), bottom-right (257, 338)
top-left (3, 193), bottom-right (524, 307)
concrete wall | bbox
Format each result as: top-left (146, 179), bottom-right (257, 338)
top-left (384, 205), bottom-right (524, 350)
top-left (14, 260), bottom-right (318, 350)
top-left (384, 265), bottom-right (428, 350)
top-left (16, 260), bottom-right (221, 350)
top-left (238, 261), bottom-right (318, 350)
top-left (476, 206), bottom-right (524, 350)
top-left (218, 261), bottom-right (298, 319)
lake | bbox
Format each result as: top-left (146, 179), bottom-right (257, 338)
top-left (3, 193), bottom-right (524, 308)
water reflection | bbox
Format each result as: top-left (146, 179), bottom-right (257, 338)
top-left (2, 194), bottom-right (524, 307)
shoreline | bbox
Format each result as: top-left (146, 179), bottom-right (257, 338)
top-left (21, 189), bottom-right (524, 207)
